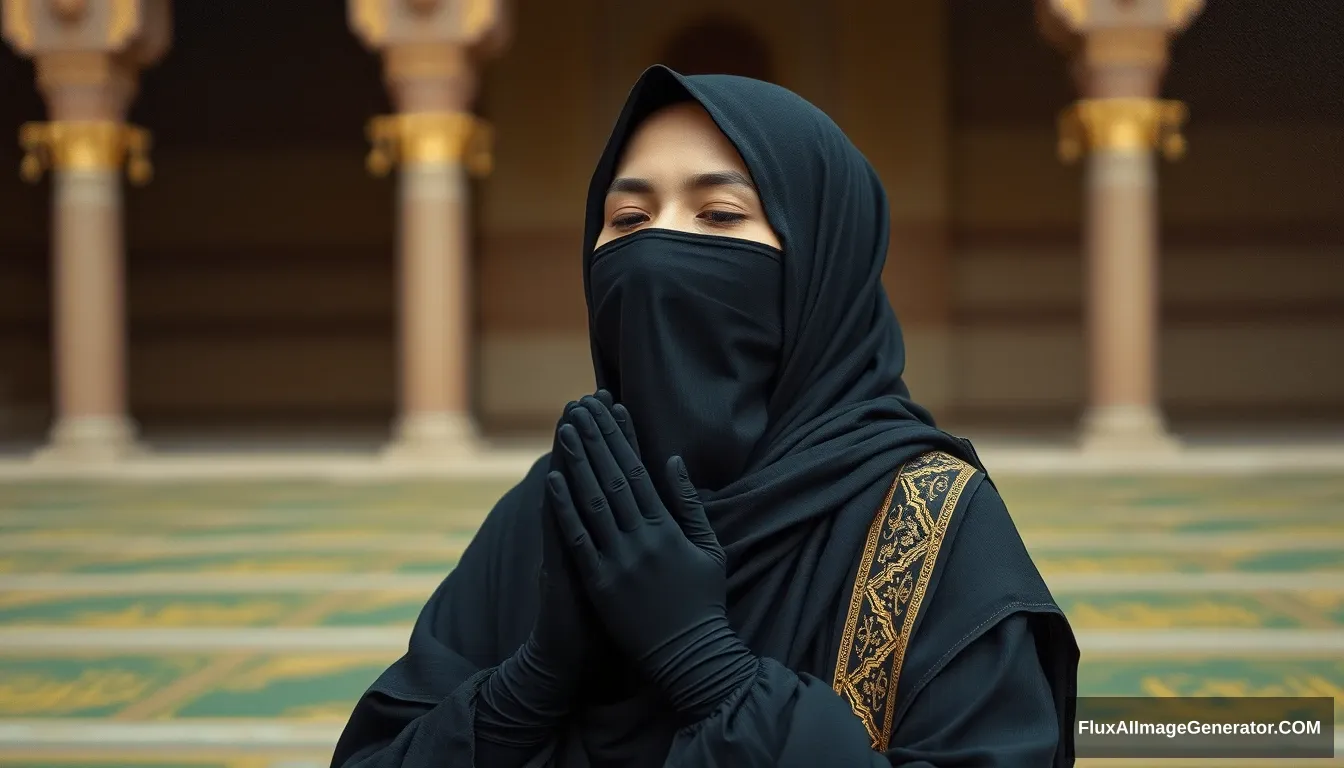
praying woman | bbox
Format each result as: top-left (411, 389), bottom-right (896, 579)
top-left (330, 65), bottom-right (1079, 768)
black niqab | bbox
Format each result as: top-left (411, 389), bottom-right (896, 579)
top-left (588, 230), bottom-right (785, 492)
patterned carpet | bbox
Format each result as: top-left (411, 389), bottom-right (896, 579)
top-left (0, 472), bottom-right (1341, 767)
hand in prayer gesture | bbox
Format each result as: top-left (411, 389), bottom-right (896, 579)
top-left (530, 394), bottom-right (640, 701)
top-left (475, 393), bottom-right (638, 747)
top-left (547, 394), bottom-right (760, 721)
top-left (526, 399), bottom-right (609, 691)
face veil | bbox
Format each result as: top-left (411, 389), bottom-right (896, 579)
top-left (588, 229), bottom-right (784, 493)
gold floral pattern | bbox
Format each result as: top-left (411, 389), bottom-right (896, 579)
top-left (830, 451), bottom-right (977, 751)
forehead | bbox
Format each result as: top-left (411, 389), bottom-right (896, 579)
top-left (614, 102), bottom-right (751, 175)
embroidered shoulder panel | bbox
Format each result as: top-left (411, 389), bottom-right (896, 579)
top-left (830, 450), bottom-right (977, 752)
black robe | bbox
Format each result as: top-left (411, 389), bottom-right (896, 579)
top-left (331, 66), bottom-right (1078, 767)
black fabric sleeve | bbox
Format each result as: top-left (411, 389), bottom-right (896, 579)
top-left (333, 667), bottom-right (548, 768)
top-left (662, 470), bottom-right (1076, 768)
top-left (661, 612), bottom-right (1060, 767)
top-left (329, 463), bottom-right (551, 768)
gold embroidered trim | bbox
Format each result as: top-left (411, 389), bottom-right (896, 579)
top-left (831, 451), bottom-right (977, 751)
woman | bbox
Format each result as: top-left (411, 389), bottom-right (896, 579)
top-left (331, 66), bottom-right (1078, 767)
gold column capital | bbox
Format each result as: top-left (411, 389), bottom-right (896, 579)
top-left (365, 111), bottom-right (492, 176)
top-left (348, 0), bottom-right (507, 51)
top-left (3, 0), bottom-right (171, 67)
top-left (1042, 0), bottom-right (1205, 31)
top-left (18, 119), bottom-right (152, 183)
top-left (1058, 97), bottom-right (1187, 163)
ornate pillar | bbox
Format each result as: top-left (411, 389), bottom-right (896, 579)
top-left (1037, 0), bottom-right (1203, 453)
top-left (2, 0), bottom-right (170, 462)
top-left (349, 0), bottom-right (509, 461)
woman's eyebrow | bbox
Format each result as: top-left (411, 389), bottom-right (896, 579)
top-left (685, 170), bottom-right (755, 192)
top-left (608, 177), bottom-right (655, 195)
top-left (606, 170), bottom-right (757, 197)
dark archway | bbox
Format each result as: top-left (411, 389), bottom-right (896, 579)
top-left (123, 0), bottom-right (398, 439)
top-left (660, 17), bottom-right (775, 83)
top-left (0, 48), bottom-right (51, 442)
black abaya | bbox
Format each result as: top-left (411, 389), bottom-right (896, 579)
top-left (331, 65), bottom-right (1078, 767)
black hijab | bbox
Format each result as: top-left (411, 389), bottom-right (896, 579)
top-left (582, 65), bottom-right (977, 667)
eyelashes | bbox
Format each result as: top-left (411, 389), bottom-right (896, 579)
top-left (702, 210), bottom-right (748, 226)
top-left (610, 212), bottom-right (647, 230)
top-left (609, 210), bottom-right (748, 231)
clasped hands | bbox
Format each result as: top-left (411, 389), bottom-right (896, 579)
top-left (524, 392), bottom-right (759, 724)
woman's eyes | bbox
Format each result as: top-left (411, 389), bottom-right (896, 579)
top-left (700, 210), bottom-right (747, 226)
top-left (607, 210), bottom-right (747, 231)
top-left (611, 212), bottom-right (648, 230)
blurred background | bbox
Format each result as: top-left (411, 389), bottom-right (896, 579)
top-left (0, 0), bottom-right (1341, 766)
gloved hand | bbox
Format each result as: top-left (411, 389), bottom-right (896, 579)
top-left (535, 393), bottom-right (644, 705)
top-left (476, 393), bottom-right (639, 748)
top-left (546, 395), bottom-right (760, 722)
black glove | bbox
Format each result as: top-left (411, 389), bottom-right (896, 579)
top-left (546, 395), bottom-right (759, 722)
top-left (475, 392), bottom-right (612, 747)
top-left (476, 393), bottom-right (635, 749)
top-left (538, 393), bottom-right (644, 705)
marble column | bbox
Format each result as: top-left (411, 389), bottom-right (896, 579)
top-left (1060, 97), bottom-right (1187, 453)
top-left (1039, 0), bottom-right (1204, 453)
top-left (366, 45), bottom-right (493, 460)
top-left (19, 60), bottom-right (153, 462)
